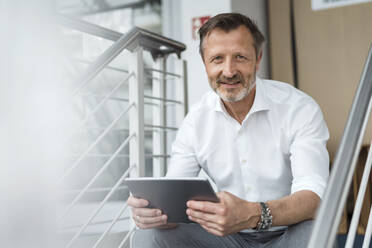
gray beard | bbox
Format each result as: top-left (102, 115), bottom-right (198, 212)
top-left (216, 80), bottom-right (256, 103)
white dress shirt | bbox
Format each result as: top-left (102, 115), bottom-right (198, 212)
top-left (167, 77), bottom-right (329, 206)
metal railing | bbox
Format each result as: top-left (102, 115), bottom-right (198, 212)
top-left (308, 45), bottom-right (372, 248)
top-left (58, 14), bottom-right (186, 248)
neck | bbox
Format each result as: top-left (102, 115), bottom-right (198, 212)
top-left (222, 87), bottom-right (256, 124)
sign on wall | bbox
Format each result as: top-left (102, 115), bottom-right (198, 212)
top-left (312, 0), bottom-right (372, 10)
top-left (191, 16), bottom-right (210, 40)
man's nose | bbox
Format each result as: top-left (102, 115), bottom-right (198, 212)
top-left (222, 60), bottom-right (237, 78)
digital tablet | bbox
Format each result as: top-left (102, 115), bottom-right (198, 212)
top-left (124, 177), bottom-right (219, 223)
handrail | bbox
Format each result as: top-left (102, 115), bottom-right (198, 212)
top-left (67, 28), bottom-right (140, 98)
top-left (58, 13), bottom-right (122, 43)
top-left (308, 44), bottom-right (372, 247)
top-left (57, 14), bottom-right (186, 59)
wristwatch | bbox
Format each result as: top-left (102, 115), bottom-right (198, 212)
top-left (256, 202), bottom-right (272, 231)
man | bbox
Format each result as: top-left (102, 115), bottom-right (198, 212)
top-left (128, 13), bottom-right (329, 247)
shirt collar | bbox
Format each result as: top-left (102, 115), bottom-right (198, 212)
top-left (214, 77), bottom-right (271, 114)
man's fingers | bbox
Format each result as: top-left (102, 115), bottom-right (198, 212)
top-left (134, 214), bottom-right (167, 225)
top-left (127, 195), bottom-right (149, 208)
top-left (188, 215), bottom-right (224, 232)
top-left (132, 207), bottom-right (162, 217)
top-left (135, 219), bottom-right (167, 229)
top-left (133, 214), bottom-right (167, 229)
top-left (186, 200), bottom-right (221, 214)
top-left (127, 196), bottom-right (170, 230)
top-left (186, 208), bottom-right (221, 224)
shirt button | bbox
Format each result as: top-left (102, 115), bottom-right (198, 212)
top-left (241, 159), bottom-right (247, 163)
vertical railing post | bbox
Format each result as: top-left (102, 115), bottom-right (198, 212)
top-left (363, 204), bottom-right (372, 248)
top-left (175, 59), bottom-right (188, 125)
top-left (152, 57), bottom-right (167, 177)
top-left (129, 47), bottom-right (145, 178)
top-left (345, 143), bottom-right (372, 248)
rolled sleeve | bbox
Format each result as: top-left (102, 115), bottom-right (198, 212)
top-left (289, 101), bottom-right (330, 199)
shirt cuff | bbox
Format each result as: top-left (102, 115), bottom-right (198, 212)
top-left (291, 175), bottom-right (327, 199)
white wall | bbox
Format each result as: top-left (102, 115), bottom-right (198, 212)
top-left (163, 0), bottom-right (270, 108)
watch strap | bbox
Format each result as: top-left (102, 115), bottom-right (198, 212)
top-left (256, 202), bottom-right (273, 231)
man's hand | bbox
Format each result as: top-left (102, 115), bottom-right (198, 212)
top-left (127, 195), bottom-right (168, 229)
top-left (186, 191), bottom-right (261, 236)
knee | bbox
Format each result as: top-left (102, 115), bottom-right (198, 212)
top-left (132, 229), bottom-right (155, 248)
top-left (131, 228), bottom-right (177, 248)
top-left (265, 220), bottom-right (317, 248)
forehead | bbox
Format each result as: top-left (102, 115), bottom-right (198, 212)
top-left (203, 25), bottom-right (255, 55)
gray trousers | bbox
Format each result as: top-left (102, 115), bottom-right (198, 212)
top-left (132, 220), bottom-right (314, 248)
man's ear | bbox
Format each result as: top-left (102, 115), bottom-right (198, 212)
top-left (255, 50), bottom-right (263, 71)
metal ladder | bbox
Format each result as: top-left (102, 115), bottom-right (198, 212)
top-left (57, 15), bottom-right (187, 248)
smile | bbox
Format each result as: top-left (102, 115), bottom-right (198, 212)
top-left (220, 81), bottom-right (241, 88)
top-left (220, 81), bottom-right (241, 85)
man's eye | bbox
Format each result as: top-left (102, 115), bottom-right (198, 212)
top-left (212, 56), bottom-right (222, 62)
top-left (236, 55), bottom-right (246, 60)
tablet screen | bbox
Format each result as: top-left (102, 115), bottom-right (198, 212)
top-left (125, 177), bottom-right (219, 223)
